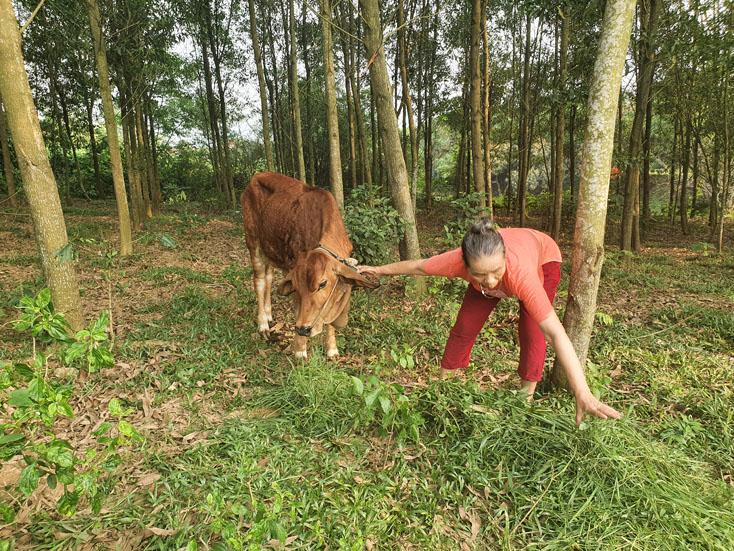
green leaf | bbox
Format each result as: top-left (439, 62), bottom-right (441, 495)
top-left (58, 490), bottom-right (80, 516)
top-left (93, 422), bottom-right (113, 438)
top-left (108, 398), bottom-right (123, 417)
top-left (0, 433), bottom-right (25, 446)
top-left (379, 395), bottom-right (392, 414)
top-left (37, 288), bottom-right (52, 308)
top-left (19, 464), bottom-right (40, 496)
top-left (0, 502), bottom-right (15, 524)
top-left (365, 388), bottom-right (380, 408)
top-left (55, 244), bottom-right (75, 263)
top-left (46, 441), bottom-right (75, 468)
top-left (47, 474), bottom-right (57, 489)
top-left (8, 389), bottom-right (32, 408)
top-left (351, 376), bottom-right (364, 396)
top-left (158, 233), bottom-right (177, 249)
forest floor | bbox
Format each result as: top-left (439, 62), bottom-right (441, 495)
top-left (1, 199), bottom-right (733, 549)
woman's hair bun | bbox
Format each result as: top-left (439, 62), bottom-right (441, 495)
top-left (468, 217), bottom-right (498, 234)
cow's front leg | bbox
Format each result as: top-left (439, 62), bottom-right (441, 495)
top-left (325, 324), bottom-right (339, 359)
top-left (293, 334), bottom-right (308, 359)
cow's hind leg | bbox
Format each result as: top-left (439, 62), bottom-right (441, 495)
top-left (264, 264), bottom-right (274, 324)
top-left (325, 324), bottom-right (339, 359)
top-left (249, 243), bottom-right (270, 334)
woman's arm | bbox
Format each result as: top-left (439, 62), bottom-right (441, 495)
top-left (539, 311), bottom-right (622, 426)
top-left (358, 259), bottom-right (428, 277)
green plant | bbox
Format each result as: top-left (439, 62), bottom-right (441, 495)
top-left (63, 312), bottom-right (114, 373)
top-left (443, 192), bottom-right (489, 246)
top-left (351, 374), bottom-right (424, 443)
top-left (343, 186), bottom-right (404, 265)
top-left (0, 290), bottom-right (141, 522)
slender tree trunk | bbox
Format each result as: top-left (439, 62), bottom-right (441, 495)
top-left (642, 93), bottom-right (652, 222)
top-left (320, 0), bottom-right (344, 208)
top-left (247, 0), bottom-right (273, 170)
top-left (481, 0), bottom-right (493, 217)
top-left (691, 125), bottom-right (699, 215)
top-left (398, 0), bottom-right (419, 211)
top-left (621, 0), bottom-right (658, 250)
top-left (517, 13), bottom-right (532, 225)
top-left (289, 0), bottom-right (306, 181)
top-left (0, 0), bottom-right (83, 329)
top-left (469, 0), bottom-right (486, 209)
top-left (552, 6), bottom-right (569, 240)
top-left (0, 92), bottom-right (17, 207)
top-left (716, 78), bottom-right (729, 253)
top-left (569, 103), bottom-right (576, 203)
top-left (680, 116), bottom-right (691, 234)
top-left (84, 94), bottom-right (102, 198)
top-left (119, 82), bottom-right (144, 229)
top-left (147, 104), bottom-right (161, 210)
top-left (669, 116), bottom-right (679, 223)
top-left (87, 0), bottom-right (133, 255)
top-left (359, 0), bottom-right (422, 263)
top-left (553, 0), bottom-right (636, 385)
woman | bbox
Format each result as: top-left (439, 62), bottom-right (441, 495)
top-left (359, 219), bottom-right (621, 425)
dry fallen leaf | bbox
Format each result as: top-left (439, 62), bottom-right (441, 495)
top-left (137, 472), bottom-right (161, 486)
top-left (144, 526), bottom-right (178, 537)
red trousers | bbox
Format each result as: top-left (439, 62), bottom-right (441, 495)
top-left (441, 262), bottom-right (562, 382)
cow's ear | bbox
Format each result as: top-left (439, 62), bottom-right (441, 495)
top-left (278, 275), bottom-right (295, 296)
top-left (336, 263), bottom-right (380, 289)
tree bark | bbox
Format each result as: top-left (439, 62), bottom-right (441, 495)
top-left (87, 0), bottom-right (133, 255)
top-left (289, 0), bottom-right (306, 181)
top-left (552, 0), bottom-right (636, 386)
top-left (398, 0), bottom-right (419, 211)
top-left (359, 0), bottom-right (422, 263)
top-left (642, 93), bottom-right (652, 222)
top-left (0, 92), bottom-right (17, 207)
top-left (320, 0), bottom-right (344, 208)
top-left (552, 6), bottom-right (569, 240)
top-left (247, 0), bottom-right (273, 170)
top-left (517, 13), bottom-right (532, 225)
top-left (469, 0), bottom-right (486, 209)
top-left (680, 116), bottom-right (691, 234)
top-left (0, 0), bottom-right (83, 330)
top-left (620, 0), bottom-right (658, 251)
top-left (481, 0), bottom-right (493, 217)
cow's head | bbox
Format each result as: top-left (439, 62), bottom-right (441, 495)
top-left (278, 250), bottom-right (377, 337)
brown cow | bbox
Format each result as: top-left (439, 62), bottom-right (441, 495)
top-left (241, 172), bottom-right (376, 359)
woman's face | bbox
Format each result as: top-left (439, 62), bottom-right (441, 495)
top-left (467, 252), bottom-right (506, 290)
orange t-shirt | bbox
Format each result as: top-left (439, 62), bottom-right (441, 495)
top-left (422, 228), bottom-right (562, 324)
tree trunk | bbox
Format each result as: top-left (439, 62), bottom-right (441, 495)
top-left (0, 92), bottom-right (18, 207)
top-left (320, 0), bottom-right (344, 208)
top-left (620, 0), bottom-right (658, 251)
top-left (398, 0), bottom-right (419, 211)
top-left (716, 78), bottom-right (729, 253)
top-left (469, 0), bottom-right (486, 209)
top-left (552, 7), bottom-right (569, 240)
top-left (481, 0), bottom-right (493, 217)
top-left (87, 0), bottom-right (133, 255)
top-left (552, 0), bottom-right (636, 386)
top-left (0, 0), bottom-right (83, 330)
top-left (289, 0), bottom-right (306, 181)
top-left (691, 124), bottom-right (699, 215)
top-left (119, 82), bottom-right (144, 229)
top-left (569, 103), bottom-right (576, 203)
top-left (517, 13), bottom-right (532, 225)
top-left (642, 93), bottom-right (652, 222)
top-left (359, 0), bottom-right (422, 263)
top-left (669, 116), bottom-right (679, 224)
top-left (680, 116), bottom-right (691, 234)
top-left (84, 93), bottom-right (103, 198)
top-left (247, 0), bottom-right (273, 170)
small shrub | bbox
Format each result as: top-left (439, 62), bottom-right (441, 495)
top-left (343, 186), bottom-right (403, 265)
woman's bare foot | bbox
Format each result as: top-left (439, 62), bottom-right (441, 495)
top-left (519, 379), bottom-right (537, 400)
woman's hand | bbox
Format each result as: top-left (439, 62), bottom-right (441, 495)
top-left (574, 391), bottom-right (622, 426)
top-left (357, 265), bottom-right (383, 278)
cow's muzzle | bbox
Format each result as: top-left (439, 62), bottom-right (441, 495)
top-left (295, 325), bottom-right (312, 337)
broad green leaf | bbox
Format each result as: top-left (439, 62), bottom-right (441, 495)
top-left (351, 376), bottom-right (364, 396)
top-left (19, 464), bottom-right (40, 496)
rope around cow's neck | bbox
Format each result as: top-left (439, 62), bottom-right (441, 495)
top-left (308, 276), bottom-right (347, 332)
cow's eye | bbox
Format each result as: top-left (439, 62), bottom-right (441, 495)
top-left (319, 280), bottom-right (328, 290)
